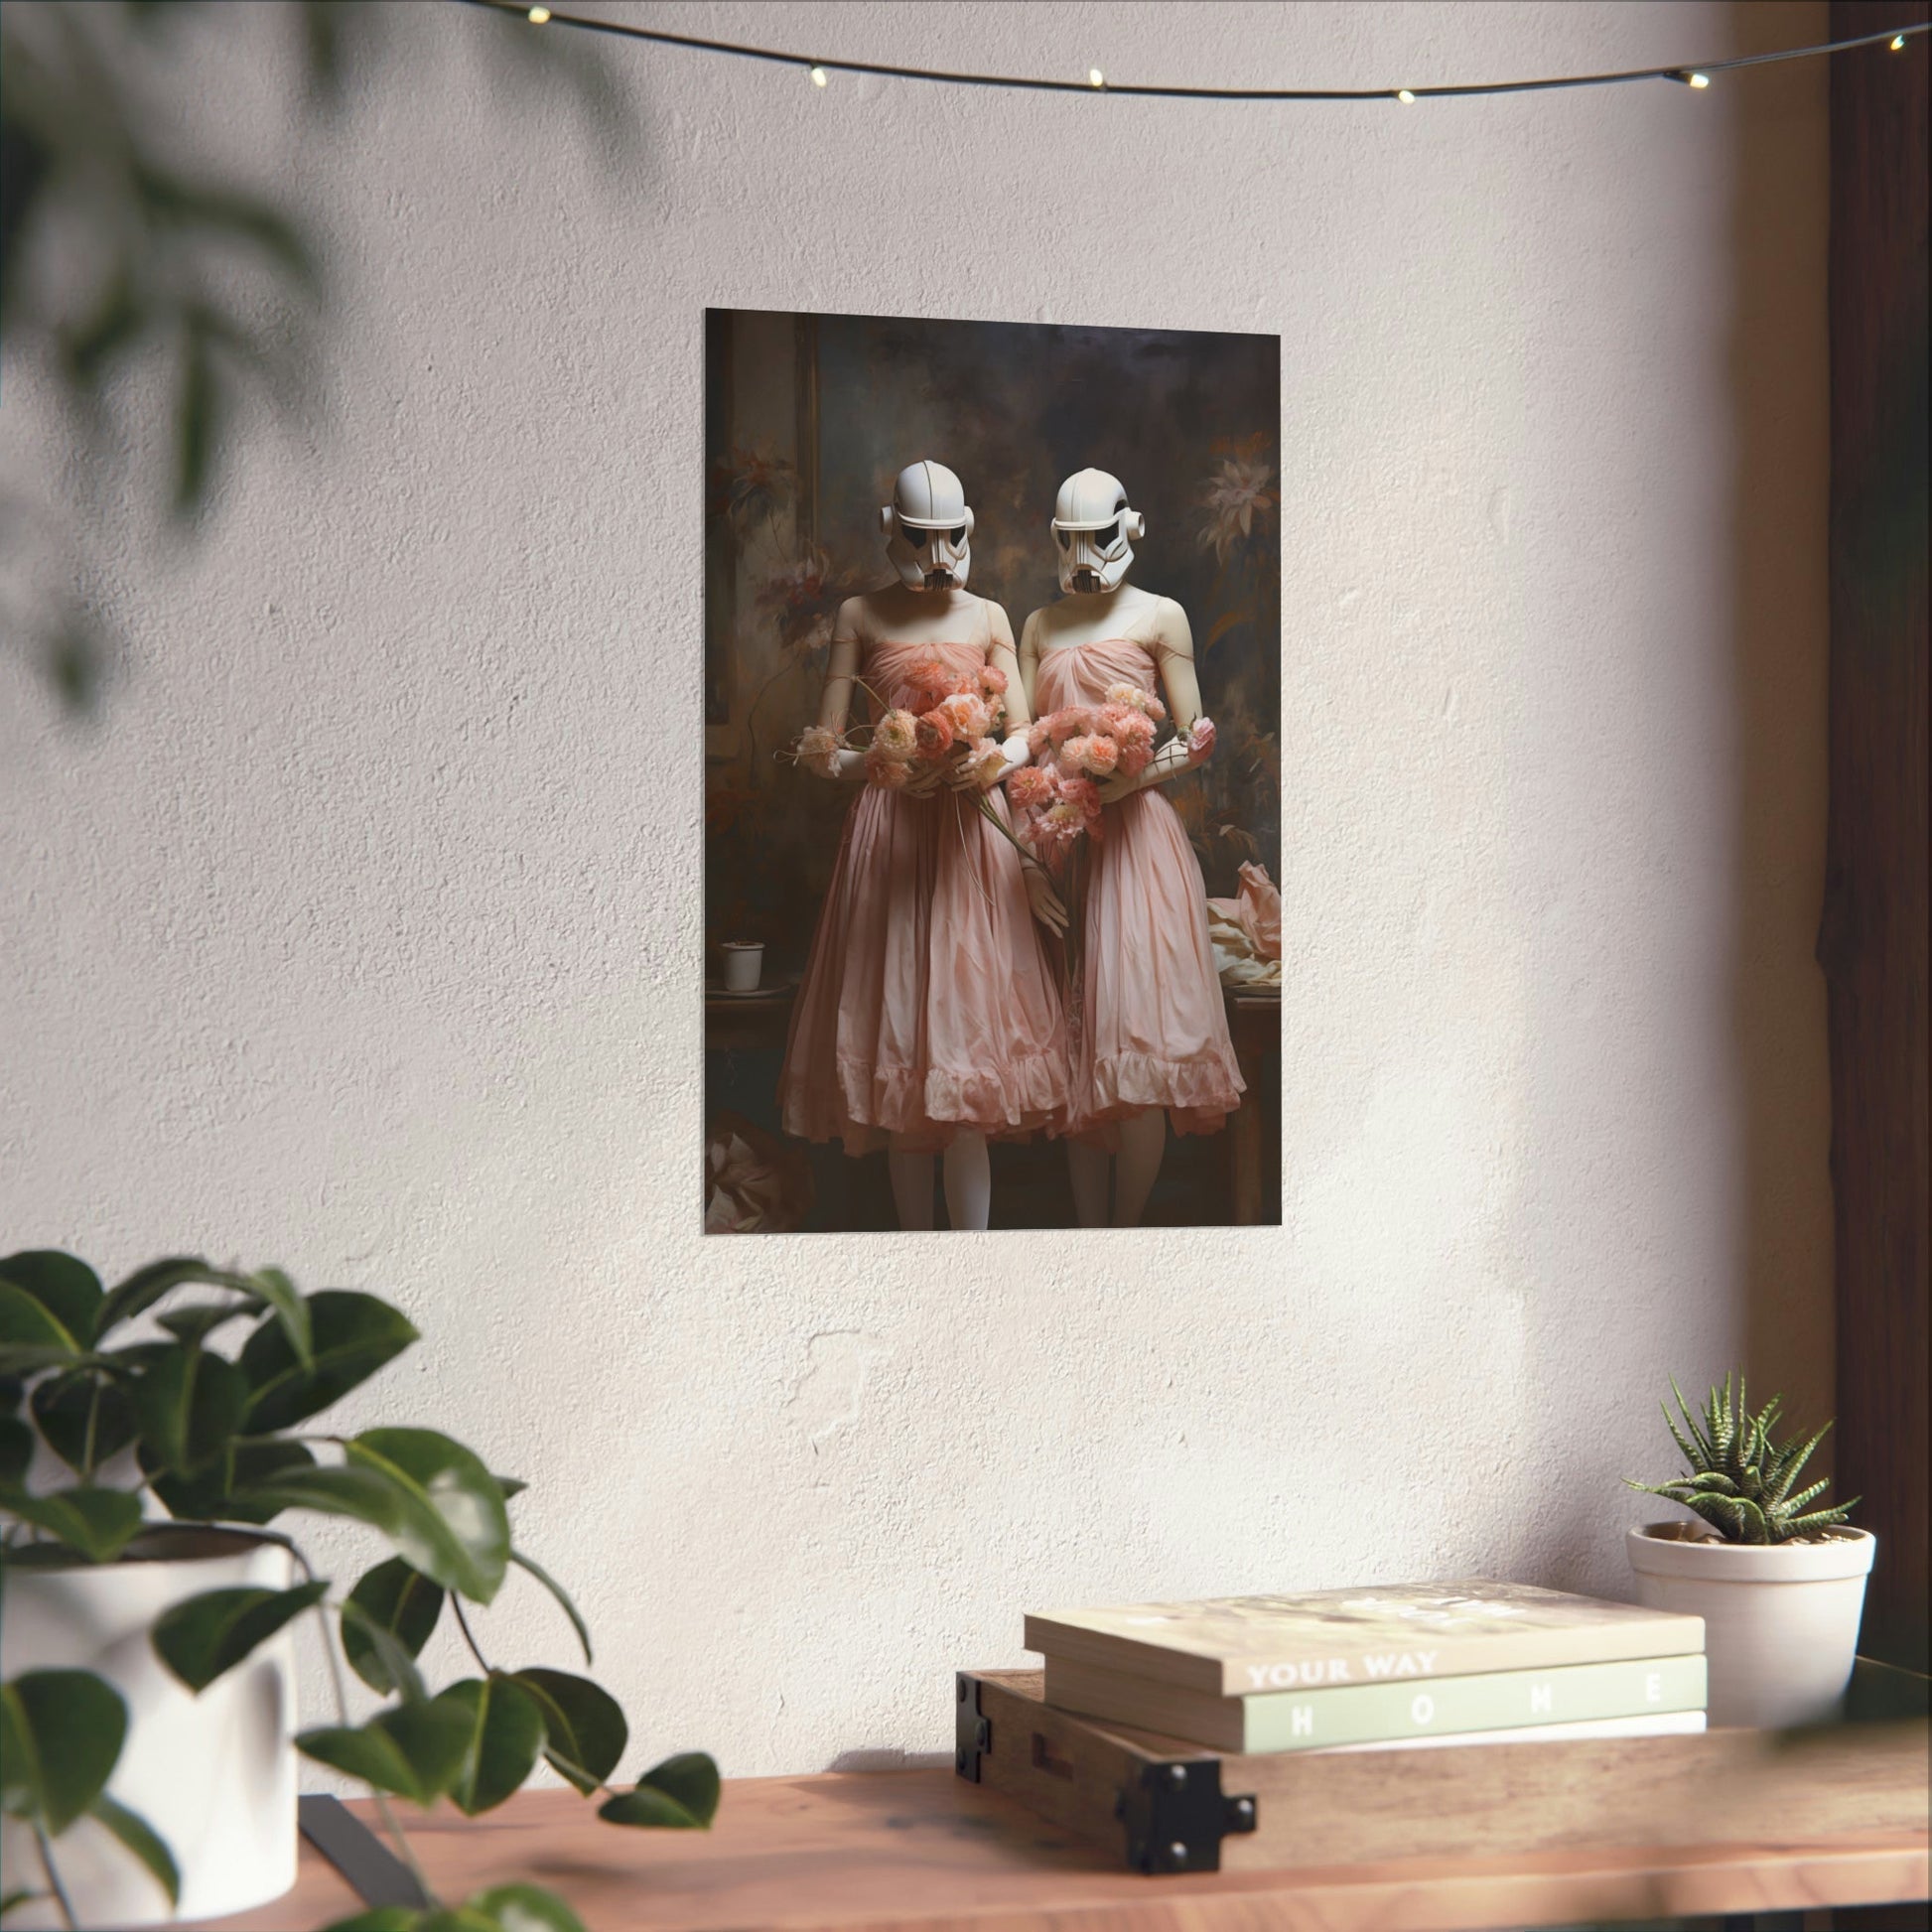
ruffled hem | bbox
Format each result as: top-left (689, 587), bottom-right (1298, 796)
top-left (779, 1045), bottom-right (1069, 1155)
top-left (1066, 1047), bottom-right (1245, 1141)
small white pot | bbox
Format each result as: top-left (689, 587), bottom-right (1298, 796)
top-left (0, 1526), bottom-right (299, 1927)
top-left (1625, 1520), bottom-right (1875, 1728)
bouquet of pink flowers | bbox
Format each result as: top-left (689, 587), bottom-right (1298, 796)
top-left (1007, 680), bottom-right (1214, 874)
top-left (789, 660), bottom-right (1012, 791)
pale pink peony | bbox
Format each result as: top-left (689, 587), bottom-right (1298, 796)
top-left (1007, 765), bottom-right (1057, 811)
top-left (1026, 719), bottom-right (1052, 760)
top-left (872, 709), bottom-right (919, 761)
top-left (866, 747), bottom-right (911, 789)
top-left (914, 711), bottom-right (955, 760)
top-left (797, 725), bottom-right (841, 779)
top-left (937, 692), bottom-right (992, 740)
top-left (963, 737), bottom-right (1008, 789)
top-left (1186, 716), bottom-right (1217, 765)
top-left (978, 664), bottom-right (1009, 696)
top-left (1059, 775), bottom-right (1104, 826)
top-left (1098, 703), bottom-right (1139, 739)
top-left (1046, 706), bottom-right (1094, 746)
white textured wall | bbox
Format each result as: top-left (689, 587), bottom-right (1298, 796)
top-left (0, 2), bottom-right (1831, 1777)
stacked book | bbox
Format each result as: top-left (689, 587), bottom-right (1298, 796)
top-left (1025, 1580), bottom-right (1707, 1755)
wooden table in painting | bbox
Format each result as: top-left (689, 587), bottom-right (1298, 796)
top-left (1223, 987), bottom-right (1279, 1225)
top-left (193, 1766), bottom-right (1928, 1932)
top-left (705, 983), bottom-right (797, 1054)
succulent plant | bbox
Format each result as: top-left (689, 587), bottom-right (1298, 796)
top-left (1627, 1372), bottom-right (1860, 1545)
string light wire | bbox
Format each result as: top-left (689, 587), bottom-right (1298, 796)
top-left (468, 1), bottom-right (1926, 103)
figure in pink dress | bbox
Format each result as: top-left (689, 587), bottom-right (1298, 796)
top-left (779, 461), bottom-right (1068, 1229)
top-left (1020, 469), bottom-right (1244, 1227)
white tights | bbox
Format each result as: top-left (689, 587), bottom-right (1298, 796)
top-left (888, 1132), bottom-right (991, 1231)
top-left (1067, 1107), bottom-right (1167, 1228)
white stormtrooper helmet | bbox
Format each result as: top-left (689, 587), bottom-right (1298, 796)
top-left (1051, 468), bottom-right (1145, 595)
top-left (880, 460), bottom-right (974, 592)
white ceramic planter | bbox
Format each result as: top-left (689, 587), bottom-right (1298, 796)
top-left (1625, 1520), bottom-right (1875, 1729)
top-left (0, 1526), bottom-right (299, 1927)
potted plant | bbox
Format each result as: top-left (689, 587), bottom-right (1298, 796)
top-left (1624, 1371), bottom-right (1873, 1728)
top-left (0, 1249), bottom-right (717, 1931)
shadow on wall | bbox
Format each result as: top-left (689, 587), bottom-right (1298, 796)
top-left (1526, 0), bottom-right (1836, 1597)
top-left (1725, 0), bottom-right (1836, 1478)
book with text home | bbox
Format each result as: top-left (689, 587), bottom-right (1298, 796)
top-left (1042, 1651), bottom-right (1709, 1752)
top-left (1025, 1580), bottom-right (1705, 1698)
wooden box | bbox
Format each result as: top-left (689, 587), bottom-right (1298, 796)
top-left (955, 1661), bottom-right (1931, 1877)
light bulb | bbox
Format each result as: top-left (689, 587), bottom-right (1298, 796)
top-left (1089, 68), bottom-right (1105, 88)
top-left (1396, 88), bottom-right (1416, 103)
top-left (1890, 34), bottom-right (1906, 51)
top-left (526, 4), bottom-right (550, 20)
top-left (1688, 70), bottom-right (1711, 88)
top-left (809, 65), bottom-right (828, 86)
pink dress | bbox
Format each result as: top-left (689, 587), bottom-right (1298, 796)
top-left (779, 613), bottom-right (1068, 1155)
top-left (1035, 633), bottom-right (1245, 1139)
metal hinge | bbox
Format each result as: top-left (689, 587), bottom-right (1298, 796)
top-left (1115, 1756), bottom-right (1258, 1873)
top-left (955, 1672), bottom-right (992, 1782)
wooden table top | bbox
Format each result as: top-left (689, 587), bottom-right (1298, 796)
top-left (196, 1766), bottom-right (1928, 1932)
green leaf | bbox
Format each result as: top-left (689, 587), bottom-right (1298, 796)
top-left (31, 1372), bottom-right (138, 1473)
top-left (509, 1549), bottom-right (591, 1665)
top-left (90, 1792), bottom-right (180, 1907)
top-left (511, 1669), bottom-right (626, 1794)
top-left (437, 1676), bottom-right (544, 1816)
top-left (415, 1913), bottom-right (500, 1932)
top-left (298, 1700), bottom-right (472, 1806)
top-left (0, 1285), bottom-right (80, 1374)
top-left (471, 1884), bottom-right (588, 1932)
top-left (155, 1303), bottom-right (253, 1348)
top-left (346, 1431), bottom-right (509, 1605)
top-left (339, 1600), bottom-right (430, 1708)
top-left (151, 1581), bottom-right (328, 1692)
top-left (242, 1267), bottom-right (313, 1368)
top-left (240, 1292), bottom-right (418, 1432)
top-left (598, 1751), bottom-right (719, 1830)
top-left (0, 1254), bottom-right (102, 1347)
top-left (95, 1258), bottom-right (252, 1338)
top-left (1, 1891), bottom-right (48, 1918)
top-left (494, 1475), bottom-right (527, 1499)
top-left (343, 1558), bottom-right (444, 1696)
top-left (144, 1436), bottom-right (317, 1526)
top-left (132, 1345), bottom-right (249, 1473)
top-left (0, 1420), bottom-right (33, 1486)
top-left (0, 1484), bottom-right (145, 1562)
top-left (0, 1377), bottom-right (21, 1417)
top-left (0, 1669), bottom-right (127, 1833)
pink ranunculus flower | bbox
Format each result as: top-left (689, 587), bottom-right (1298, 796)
top-left (1098, 703), bottom-right (1139, 739)
top-left (872, 709), bottom-right (919, 761)
top-left (797, 724), bottom-right (841, 778)
top-left (1059, 774), bottom-right (1103, 825)
top-left (866, 746), bottom-right (911, 789)
top-left (1046, 706), bottom-right (1094, 746)
top-left (1075, 734), bottom-right (1120, 778)
top-left (1185, 717), bottom-right (1217, 765)
top-left (978, 664), bottom-right (1008, 696)
top-left (964, 737), bottom-right (1007, 789)
top-left (1117, 737), bottom-right (1153, 779)
top-left (1007, 765), bottom-right (1057, 811)
top-left (1026, 719), bottom-right (1052, 760)
top-left (914, 711), bottom-right (956, 761)
top-left (938, 692), bottom-right (992, 740)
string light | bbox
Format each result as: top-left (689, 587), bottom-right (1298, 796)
top-left (459, 4), bottom-right (1931, 105)
top-left (809, 65), bottom-right (828, 87)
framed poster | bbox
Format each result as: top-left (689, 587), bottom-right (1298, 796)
top-left (705, 310), bottom-right (1281, 1233)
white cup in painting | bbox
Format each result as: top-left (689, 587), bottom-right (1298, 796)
top-left (720, 940), bottom-right (764, 992)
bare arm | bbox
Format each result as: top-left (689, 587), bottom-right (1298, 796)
top-left (810, 600), bottom-right (868, 782)
top-left (1017, 609), bottom-right (1043, 718)
top-left (1098, 599), bottom-right (1206, 803)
